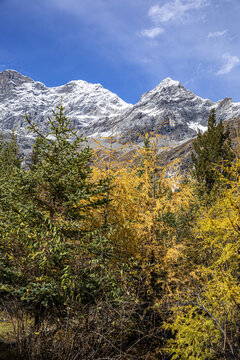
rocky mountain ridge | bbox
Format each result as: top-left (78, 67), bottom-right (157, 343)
top-left (0, 70), bottom-right (130, 137)
top-left (0, 69), bottom-right (240, 152)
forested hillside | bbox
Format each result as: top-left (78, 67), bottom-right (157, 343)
top-left (0, 105), bottom-right (239, 360)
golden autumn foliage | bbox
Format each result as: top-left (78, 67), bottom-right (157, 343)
top-left (165, 150), bottom-right (240, 360)
top-left (0, 106), bottom-right (239, 360)
top-left (89, 134), bottom-right (194, 307)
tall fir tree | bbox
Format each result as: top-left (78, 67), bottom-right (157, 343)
top-left (191, 109), bottom-right (233, 196)
top-left (0, 103), bottom-right (111, 329)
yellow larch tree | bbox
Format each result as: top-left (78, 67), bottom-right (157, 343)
top-left (165, 150), bottom-right (240, 359)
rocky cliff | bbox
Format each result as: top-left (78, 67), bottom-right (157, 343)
top-left (0, 69), bottom-right (240, 154)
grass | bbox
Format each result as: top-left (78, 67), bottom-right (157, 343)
top-left (0, 311), bottom-right (16, 360)
top-left (0, 311), bottom-right (15, 342)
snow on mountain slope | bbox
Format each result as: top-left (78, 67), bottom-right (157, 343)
top-left (0, 70), bottom-right (132, 137)
top-left (0, 70), bottom-right (240, 151)
top-left (108, 77), bottom-right (240, 145)
top-left (112, 78), bottom-right (213, 143)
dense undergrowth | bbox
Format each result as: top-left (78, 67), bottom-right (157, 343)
top-left (0, 105), bottom-right (239, 359)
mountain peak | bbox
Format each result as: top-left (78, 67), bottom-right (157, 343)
top-left (3, 69), bottom-right (22, 75)
top-left (0, 69), bottom-right (239, 153)
top-left (0, 69), bottom-right (33, 81)
top-left (148, 77), bottom-right (181, 95)
top-left (0, 70), bottom-right (33, 94)
top-left (160, 77), bottom-right (180, 87)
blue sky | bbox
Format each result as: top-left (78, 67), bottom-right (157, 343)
top-left (0, 0), bottom-right (239, 104)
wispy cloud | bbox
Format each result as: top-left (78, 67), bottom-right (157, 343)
top-left (208, 29), bottom-right (228, 38)
top-left (140, 27), bottom-right (164, 39)
top-left (148, 0), bottom-right (209, 24)
top-left (216, 53), bottom-right (240, 75)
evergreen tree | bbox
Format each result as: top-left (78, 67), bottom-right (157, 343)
top-left (25, 102), bottom-right (108, 222)
top-left (191, 109), bottom-right (233, 196)
top-left (0, 131), bottom-right (21, 176)
top-left (0, 132), bottom-right (22, 302)
top-left (0, 103), bottom-right (110, 328)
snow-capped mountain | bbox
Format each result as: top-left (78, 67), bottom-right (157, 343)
top-left (0, 69), bottom-right (240, 151)
top-left (112, 78), bottom-right (213, 144)
top-left (110, 78), bottom-right (240, 144)
top-left (0, 70), bottom-right (131, 137)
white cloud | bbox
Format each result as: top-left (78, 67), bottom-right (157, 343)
top-left (216, 53), bottom-right (240, 75)
top-left (141, 27), bottom-right (164, 38)
top-left (208, 30), bottom-right (228, 38)
top-left (148, 0), bottom-right (209, 23)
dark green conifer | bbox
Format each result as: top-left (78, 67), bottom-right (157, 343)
top-left (0, 103), bottom-right (111, 329)
top-left (25, 102), bottom-right (108, 222)
top-left (191, 109), bottom-right (233, 196)
top-left (0, 131), bottom-right (21, 175)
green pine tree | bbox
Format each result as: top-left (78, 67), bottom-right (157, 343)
top-left (25, 102), bottom-right (108, 222)
top-left (0, 131), bottom-right (21, 176)
top-left (191, 109), bottom-right (233, 197)
top-left (0, 103), bottom-right (111, 329)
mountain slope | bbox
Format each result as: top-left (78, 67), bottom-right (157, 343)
top-left (114, 78), bottom-right (213, 144)
top-left (0, 69), bottom-right (240, 152)
top-left (0, 70), bottom-right (132, 137)
top-left (113, 78), bottom-right (240, 145)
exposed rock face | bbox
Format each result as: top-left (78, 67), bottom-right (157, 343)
top-left (0, 70), bottom-right (33, 96)
top-left (0, 69), bottom-right (240, 154)
top-left (113, 78), bottom-right (213, 143)
top-left (112, 78), bottom-right (240, 144)
top-left (0, 70), bottom-right (131, 138)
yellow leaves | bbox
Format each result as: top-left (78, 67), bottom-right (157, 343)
top-left (165, 244), bottom-right (186, 263)
top-left (35, 276), bottom-right (47, 282)
top-left (169, 154), bottom-right (240, 359)
top-left (88, 136), bottom-right (193, 270)
top-left (31, 250), bottom-right (44, 260)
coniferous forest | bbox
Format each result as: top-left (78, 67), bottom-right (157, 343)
top-left (0, 105), bottom-right (239, 360)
